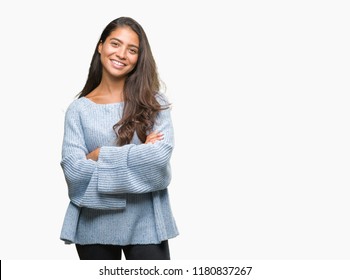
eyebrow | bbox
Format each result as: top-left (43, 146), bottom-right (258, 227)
top-left (110, 38), bottom-right (139, 49)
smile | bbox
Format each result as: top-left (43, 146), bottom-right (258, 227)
top-left (111, 59), bottom-right (126, 67)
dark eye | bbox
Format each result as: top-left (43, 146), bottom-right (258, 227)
top-left (129, 48), bottom-right (138, 54)
top-left (111, 42), bottom-right (119, 47)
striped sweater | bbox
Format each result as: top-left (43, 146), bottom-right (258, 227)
top-left (59, 94), bottom-right (178, 245)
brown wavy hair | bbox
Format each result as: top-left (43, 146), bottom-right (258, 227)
top-left (78, 17), bottom-right (168, 145)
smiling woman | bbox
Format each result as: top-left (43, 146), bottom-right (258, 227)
top-left (59, 17), bottom-right (178, 260)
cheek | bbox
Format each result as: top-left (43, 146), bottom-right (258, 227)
top-left (101, 47), bottom-right (114, 57)
top-left (100, 54), bottom-right (109, 67)
top-left (130, 55), bottom-right (139, 66)
top-left (100, 48), bottom-right (114, 65)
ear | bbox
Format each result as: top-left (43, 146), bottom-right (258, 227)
top-left (98, 41), bottom-right (103, 54)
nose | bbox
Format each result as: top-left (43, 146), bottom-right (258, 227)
top-left (115, 47), bottom-right (127, 60)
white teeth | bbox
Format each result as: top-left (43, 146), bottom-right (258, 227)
top-left (112, 60), bottom-right (125, 66)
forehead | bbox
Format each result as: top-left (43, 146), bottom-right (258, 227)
top-left (108, 26), bottom-right (139, 46)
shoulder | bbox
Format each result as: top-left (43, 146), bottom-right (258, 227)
top-left (63, 97), bottom-right (93, 123)
top-left (154, 93), bottom-right (173, 123)
top-left (65, 97), bottom-right (91, 115)
top-left (155, 92), bottom-right (172, 108)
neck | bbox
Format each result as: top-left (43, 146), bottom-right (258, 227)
top-left (97, 75), bottom-right (125, 100)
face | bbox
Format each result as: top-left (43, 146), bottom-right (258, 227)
top-left (98, 26), bottom-right (139, 80)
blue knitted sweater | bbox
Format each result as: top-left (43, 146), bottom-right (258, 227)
top-left (60, 95), bottom-right (178, 245)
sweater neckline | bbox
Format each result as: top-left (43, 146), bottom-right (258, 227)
top-left (82, 96), bottom-right (124, 106)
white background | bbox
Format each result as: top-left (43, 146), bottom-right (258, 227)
top-left (0, 0), bottom-right (349, 260)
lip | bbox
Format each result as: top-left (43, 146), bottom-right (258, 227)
top-left (110, 59), bottom-right (127, 69)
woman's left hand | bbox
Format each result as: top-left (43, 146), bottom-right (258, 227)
top-left (145, 131), bottom-right (164, 144)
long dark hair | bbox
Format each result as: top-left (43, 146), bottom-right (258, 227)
top-left (78, 17), bottom-right (168, 145)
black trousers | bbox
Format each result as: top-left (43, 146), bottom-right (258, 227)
top-left (75, 240), bottom-right (170, 260)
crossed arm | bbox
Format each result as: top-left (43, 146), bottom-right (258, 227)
top-left (86, 131), bottom-right (164, 161)
top-left (61, 103), bottom-right (174, 209)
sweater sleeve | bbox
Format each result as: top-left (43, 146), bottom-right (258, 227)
top-left (96, 103), bottom-right (174, 194)
top-left (60, 103), bottom-right (126, 210)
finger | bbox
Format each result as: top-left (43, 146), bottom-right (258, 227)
top-left (147, 132), bottom-right (163, 139)
top-left (145, 131), bottom-right (164, 144)
top-left (149, 135), bottom-right (163, 142)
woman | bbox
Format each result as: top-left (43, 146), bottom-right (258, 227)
top-left (60, 17), bottom-right (178, 260)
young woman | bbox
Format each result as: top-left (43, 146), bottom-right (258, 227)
top-left (60, 17), bottom-right (178, 260)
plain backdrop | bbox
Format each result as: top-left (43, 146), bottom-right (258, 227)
top-left (0, 0), bottom-right (349, 260)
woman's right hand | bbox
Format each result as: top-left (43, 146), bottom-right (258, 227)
top-left (86, 147), bottom-right (100, 161)
top-left (145, 131), bottom-right (164, 144)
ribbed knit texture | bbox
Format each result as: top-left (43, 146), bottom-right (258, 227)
top-left (60, 95), bottom-right (178, 245)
